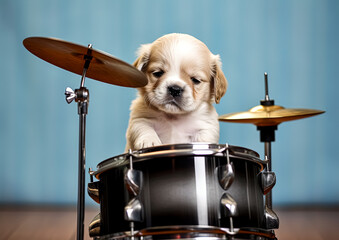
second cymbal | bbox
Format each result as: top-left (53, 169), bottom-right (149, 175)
top-left (219, 105), bottom-right (325, 126)
top-left (23, 37), bottom-right (148, 88)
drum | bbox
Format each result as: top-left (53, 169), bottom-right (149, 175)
top-left (89, 143), bottom-right (276, 239)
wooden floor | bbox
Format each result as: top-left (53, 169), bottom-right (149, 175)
top-left (0, 206), bottom-right (338, 240)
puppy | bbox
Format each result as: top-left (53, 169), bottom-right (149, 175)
top-left (125, 33), bottom-right (227, 151)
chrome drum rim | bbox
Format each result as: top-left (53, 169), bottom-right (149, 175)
top-left (93, 143), bottom-right (266, 179)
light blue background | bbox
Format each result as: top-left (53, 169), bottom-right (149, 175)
top-left (0, 0), bottom-right (338, 206)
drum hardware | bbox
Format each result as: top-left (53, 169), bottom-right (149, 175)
top-left (88, 168), bottom-right (101, 237)
top-left (88, 168), bottom-right (100, 204)
top-left (260, 155), bottom-right (277, 229)
top-left (124, 150), bottom-right (143, 197)
top-left (89, 213), bottom-right (101, 237)
top-left (220, 193), bottom-right (239, 235)
top-left (124, 199), bottom-right (142, 240)
top-left (218, 143), bottom-right (235, 190)
top-left (124, 150), bottom-right (144, 240)
top-left (261, 157), bottom-right (279, 230)
top-left (88, 182), bottom-right (100, 204)
top-left (23, 36), bottom-right (148, 240)
top-left (218, 144), bottom-right (238, 236)
top-left (260, 157), bottom-right (276, 195)
top-left (89, 167), bottom-right (95, 183)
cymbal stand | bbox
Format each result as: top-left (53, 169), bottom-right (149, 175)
top-left (257, 73), bottom-right (279, 229)
top-left (65, 44), bottom-right (93, 240)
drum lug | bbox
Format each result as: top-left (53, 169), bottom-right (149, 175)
top-left (125, 149), bottom-right (143, 196)
top-left (124, 198), bottom-right (144, 222)
top-left (220, 193), bottom-right (239, 236)
top-left (87, 181), bottom-right (100, 204)
top-left (89, 213), bottom-right (101, 237)
top-left (218, 143), bottom-right (235, 190)
top-left (124, 150), bottom-right (144, 223)
top-left (218, 163), bottom-right (235, 190)
top-left (260, 171), bottom-right (276, 195)
top-left (220, 193), bottom-right (238, 217)
top-left (264, 205), bottom-right (280, 229)
top-left (124, 169), bottom-right (143, 196)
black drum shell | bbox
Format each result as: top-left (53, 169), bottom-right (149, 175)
top-left (96, 148), bottom-right (265, 236)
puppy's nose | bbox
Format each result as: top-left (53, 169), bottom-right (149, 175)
top-left (168, 85), bottom-right (184, 97)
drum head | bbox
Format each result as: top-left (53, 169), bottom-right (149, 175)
top-left (94, 143), bottom-right (265, 178)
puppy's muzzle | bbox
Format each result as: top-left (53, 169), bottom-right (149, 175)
top-left (168, 85), bottom-right (184, 98)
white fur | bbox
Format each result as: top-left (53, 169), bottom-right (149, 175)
top-left (125, 33), bottom-right (227, 151)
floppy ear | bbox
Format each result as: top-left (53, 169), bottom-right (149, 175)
top-left (133, 43), bottom-right (152, 72)
top-left (212, 54), bottom-right (228, 104)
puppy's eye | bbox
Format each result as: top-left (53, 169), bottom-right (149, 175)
top-left (152, 70), bottom-right (164, 78)
top-left (191, 77), bottom-right (201, 85)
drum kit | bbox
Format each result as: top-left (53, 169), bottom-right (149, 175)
top-left (23, 37), bottom-right (324, 240)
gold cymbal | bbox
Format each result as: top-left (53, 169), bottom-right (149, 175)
top-left (219, 105), bottom-right (325, 126)
top-left (23, 37), bottom-right (148, 88)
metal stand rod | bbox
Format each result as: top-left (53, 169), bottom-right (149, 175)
top-left (258, 73), bottom-right (276, 212)
top-left (264, 141), bottom-right (273, 209)
top-left (72, 45), bottom-right (92, 240)
top-left (65, 45), bottom-right (92, 240)
top-left (256, 73), bottom-right (279, 230)
top-left (257, 125), bottom-right (276, 211)
top-left (77, 100), bottom-right (88, 240)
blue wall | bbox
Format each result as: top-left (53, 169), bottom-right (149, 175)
top-left (0, 0), bottom-right (338, 206)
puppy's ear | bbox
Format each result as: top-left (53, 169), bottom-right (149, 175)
top-left (211, 54), bottom-right (228, 104)
top-left (133, 44), bottom-right (152, 72)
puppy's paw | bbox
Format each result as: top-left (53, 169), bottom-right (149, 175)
top-left (134, 136), bottom-right (162, 150)
top-left (192, 129), bottom-right (219, 144)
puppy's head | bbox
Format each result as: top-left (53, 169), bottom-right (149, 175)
top-left (134, 33), bottom-right (227, 114)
